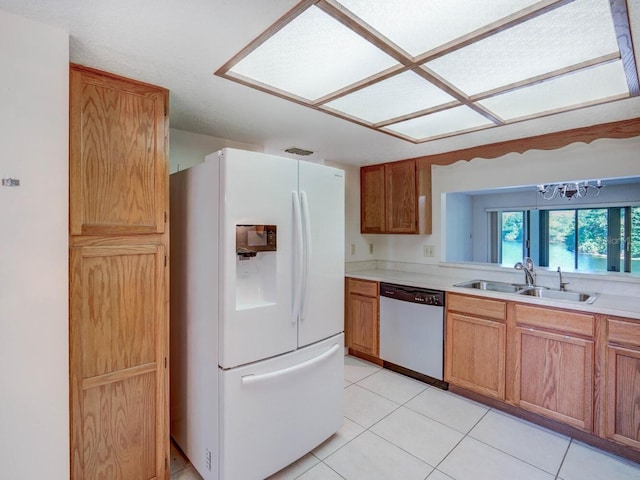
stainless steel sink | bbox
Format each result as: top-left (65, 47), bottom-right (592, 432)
top-left (455, 279), bottom-right (597, 304)
top-left (518, 286), bottom-right (597, 304)
top-left (454, 280), bottom-right (524, 293)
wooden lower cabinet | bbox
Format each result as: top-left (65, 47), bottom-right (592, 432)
top-left (605, 318), bottom-right (640, 449)
top-left (514, 326), bottom-right (594, 431)
top-left (445, 294), bottom-right (506, 400)
top-left (69, 242), bottom-right (168, 479)
top-left (445, 293), bottom-right (640, 460)
top-left (446, 313), bottom-right (506, 399)
top-left (512, 304), bottom-right (595, 432)
top-left (346, 278), bottom-right (379, 357)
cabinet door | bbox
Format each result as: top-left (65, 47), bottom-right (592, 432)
top-left (347, 293), bottom-right (379, 356)
top-left (606, 344), bottom-right (640, 449)
top-left (514, 327), bottom-right (594, 431)
top-left (360, 164), bottom-right (385, 233)
top-left (70, 65), bottom-right (168, 236)
top-left (385, 159), bottom-right (416, 234)
top-left (445, 312), bottom-right (506, 400)
top-left (70, 244), bottom-right (167, 479)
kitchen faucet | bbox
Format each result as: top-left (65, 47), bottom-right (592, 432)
top-left (514, 257), bottom-right (536, 286)
top-left (557, 266), bottom-right (570, 291)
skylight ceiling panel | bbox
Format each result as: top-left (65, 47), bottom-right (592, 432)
top-left (336, 0), bottom-right (539, 57)
top-left (383, 106), bottom-right (494, 141)
top-left (478, 61), bottom-right (630, 120)
top-left (323, 70), bottom-right (457, 124)
top-left (425, 0), bottom-right (620, 96)
top-left (228, 6), bottom-right (399, 102)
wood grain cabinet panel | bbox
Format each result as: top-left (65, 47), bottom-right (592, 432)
top-left (82, 373), bottom-right (156, 480)
top-left (385, 159), bottom-right (417, 234)
top-left (514, 326), bottom-right (594, 431)
top-left (445, 294), bottom-right (507, 400)
top-left (70, 244), bottom-right (167, 480)
top-left (445, 312), bottom-right (506, 400)
top-left (360, 164), bottom-right (385, 233)
top-left (605, 318), bottom-right (640, 449)
top-left (70, 66), bottom-right (167, 236)
top-left (360, 159), bottom-right (432, 234)
top-left (69, 65), bottom-right (169, 480)
top-left (345, 278), bottom-right (379, 357)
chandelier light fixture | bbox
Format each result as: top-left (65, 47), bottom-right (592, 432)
top-left (537, 180), bottom-right (604, 200)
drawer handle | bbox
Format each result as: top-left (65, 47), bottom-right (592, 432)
top-left (241, 344), bottom-right (340, 385)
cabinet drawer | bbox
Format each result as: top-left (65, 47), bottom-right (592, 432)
top-left (447, 293), bottom-right (506, 321)
top-left (514, 304), bottom-right (594, 337)
top-left (608, 318), bottom-right (640, 347)
top-left (347, 278), bottom-right (378, 298)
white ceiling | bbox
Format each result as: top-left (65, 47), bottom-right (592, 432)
top-left (2, 0), bottom-right (640, 166)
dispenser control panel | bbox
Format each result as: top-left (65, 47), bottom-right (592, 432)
top-left (236, 225), bottom-right (277, 258)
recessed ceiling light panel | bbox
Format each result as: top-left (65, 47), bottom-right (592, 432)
top-left (383, 106), bottom-right (493, 141)
top-left (323, 70), bottom-right (457, 124)
top-left (337, 0), bottom-right (539, 57)
top-left (478, 61), bottom-right (630, 120)
top-left (217, 0), bottom-right (636, 144)
top-left (229, 6), bottom-right (398, 101)
top-left (426, 0), bottom-right (620, 96)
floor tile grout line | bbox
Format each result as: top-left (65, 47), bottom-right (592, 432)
top-left (351, 379), bottom-right (429, 406)
top-left (554, 438), bottom-right (573, 480)
top-left (460, 407), bottom-right (568, 477)
top-left (366, 428), bottom-right (438, 471)
top-left (425, 406), bottom-right (492, 476)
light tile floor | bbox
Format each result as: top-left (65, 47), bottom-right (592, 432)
top-left (170, 355), bottom-right (640, 480)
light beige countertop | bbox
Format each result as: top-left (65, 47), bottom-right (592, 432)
top-left (347, 268), bottom-right (640, 320)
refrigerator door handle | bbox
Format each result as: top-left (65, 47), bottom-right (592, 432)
top-left (240, 343), bottom-right (340, 385)
top-left (300, 191), bottom-right (312, 321)
top-left (292, 191), bottom-right (304, 323)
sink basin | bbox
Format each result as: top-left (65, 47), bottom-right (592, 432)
top-left (454, 280), bottom-right (524, 293)
top-left (518, 287), bottom-right (597, 304)
top-left (455, 279), bottom-right (597, 304)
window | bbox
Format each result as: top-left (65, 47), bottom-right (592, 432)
top-left (494, 206), bottom-right (639, 273)
top-left (500, 211), bottom-right (525, 267)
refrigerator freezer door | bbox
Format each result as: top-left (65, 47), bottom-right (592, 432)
top-left (218, 149), bottom-right (298, 368)
top-left (297, 161), bottom-right (345, 347)
top-left (219, 334), bottom-right (344, 480)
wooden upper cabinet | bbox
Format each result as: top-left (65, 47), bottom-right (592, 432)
top-left (360, 159), bottom-right (432, 234)
top-left (385, 159), bottom-right (417, 234)
top-left (70, 65), bottom-right (168, 236)
top-left (360, 164), bottom-right (385, 233)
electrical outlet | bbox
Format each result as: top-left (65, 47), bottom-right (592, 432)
top-left (350, 243), bottom-right (355, 255)
top-left (369, 243), bottom-right (374, 254)
top-left (423, 245), bottom-right (435, 257)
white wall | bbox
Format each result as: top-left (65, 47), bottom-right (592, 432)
top-left (360, 136), bottom-right (640, 266)
top-left (0, 10), bottom-right (69, 480)
top-left (434, 137), bottom-right (640, 263)
top-left (169, 128), bottom-right (262, 173)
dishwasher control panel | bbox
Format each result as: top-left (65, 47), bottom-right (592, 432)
top-left (379, 283), bottom-right (445, 307)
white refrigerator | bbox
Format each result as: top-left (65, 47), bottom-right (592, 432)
top-left (170, 148), bottom-right (345, 480)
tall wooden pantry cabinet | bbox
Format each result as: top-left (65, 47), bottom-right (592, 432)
top-left (68, 65), bottom-right (170, 479)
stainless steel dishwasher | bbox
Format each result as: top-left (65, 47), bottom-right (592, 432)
top-left (379, 282), bottom-right (447, 389)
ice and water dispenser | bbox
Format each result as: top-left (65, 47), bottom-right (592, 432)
top-left (235, 225), bottom-right (277, 309)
